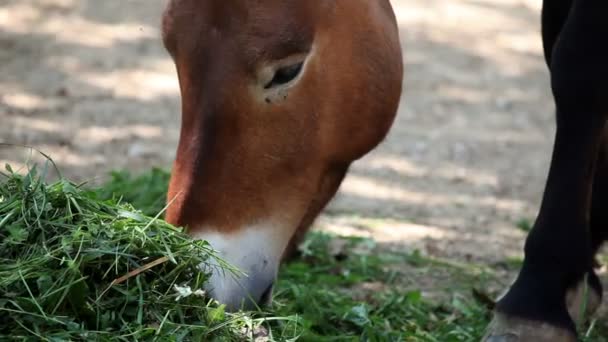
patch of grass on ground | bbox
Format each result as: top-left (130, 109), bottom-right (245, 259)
top-left (273, 233), bottom-right (494, 341)
top-left (3, 164), bottom-right (607, 341)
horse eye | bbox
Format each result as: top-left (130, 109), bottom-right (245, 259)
top-left (264, 62), bottom-right (303, 89)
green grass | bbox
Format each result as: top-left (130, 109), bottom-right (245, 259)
top-left (271, 233), bottom-right (494, 341)
top-left (515, 218), bottom-right (533, 233)
top-left (0, 164), bottom-right (299, 341)
top-left (2, 163), bottom-right (607, 341)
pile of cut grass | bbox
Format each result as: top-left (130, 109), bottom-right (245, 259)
top-left (96, 168), bottom-right (170, 218)
top-left (0, 164), bottom-right (300, 341)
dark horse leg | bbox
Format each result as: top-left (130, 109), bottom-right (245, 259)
top-left (563, 130), bottom-right (608, 327)
top-left (484, 0), bottom-right (608, 340)
top-left (545, 0), bottom-right (607, 325)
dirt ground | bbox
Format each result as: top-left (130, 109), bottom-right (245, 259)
top-left (1, 0), bottom-right (560, 276)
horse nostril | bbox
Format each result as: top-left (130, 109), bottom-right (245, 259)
top-left (259, 282), bottom-right (274, 305)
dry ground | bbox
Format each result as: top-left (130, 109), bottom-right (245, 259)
top-left (0, 0), bottom-right (571, 292)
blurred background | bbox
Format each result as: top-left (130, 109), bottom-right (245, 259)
top-left (0, 0), bottom-right (555, 279)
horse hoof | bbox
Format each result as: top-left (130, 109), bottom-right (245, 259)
top-left (482, 312), bottom-right (577, 342)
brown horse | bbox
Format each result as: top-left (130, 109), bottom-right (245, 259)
top-left (161, 0), bottom-right (403, 311)
top-left (162, 1), bottom-right (608, 341)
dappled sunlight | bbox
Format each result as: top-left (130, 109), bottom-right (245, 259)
top-left (45, 19), bottom-right (156, 48)
top-left (433, 84), bottom-right (488, 104)
top-left (314, 213), bottom-right (526, 262)
top-left (75, 125), bottom-right (163, 144)
top-left (81, 65), bottom-right (179, 100)
top-left (1, 0), bottom-right (179, 181)
top-left (1, 9), bottom-right (157, 48)
top-left (318, 217), bottom-right (454, 243)
top-left (6, 116), bottom-right (65, 133)
top-left (338, 173), bottom-right (528, 216)
top-left (393, 124), bottom-right (546, 145)
top-left (42, 56), bottom-right (179, 100)
top-left (2, 144), bottom-right (105, 168)
top-left (342, 174), bottom-right (431, 205)
top-left (363, 153), bottom-right (501, 188)
top-left (45, 146), bottom-right (107, 167)
top-left (1, 0), bottom-right (177, 101)
top-left (2, 93), bottom-right (63, 112)
top-left (364, 155), bottom-right (426, 178)
top-left (394, 0), bottom-right (544, 80)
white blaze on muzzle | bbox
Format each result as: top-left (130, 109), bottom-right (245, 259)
top-left (192, 222), bottom-right (290, 311)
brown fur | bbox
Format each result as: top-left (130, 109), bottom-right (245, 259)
top-left (162, 0), bottom-right (403, 256)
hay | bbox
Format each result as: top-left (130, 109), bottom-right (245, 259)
top-left (0, 164), bottom-right (246, 341)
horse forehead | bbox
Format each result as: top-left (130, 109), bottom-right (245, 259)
top-left (164, 0), bottom-right (319, 66)
top-left (166, 0), bottom-right (318, 30)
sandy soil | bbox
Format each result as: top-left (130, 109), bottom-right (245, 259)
top-left (1, 0), bottom-right (559, 274)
